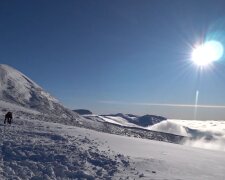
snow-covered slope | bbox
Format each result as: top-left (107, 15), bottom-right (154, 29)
top-left (0, 64), bottom-right (224, 179)
top-left (0, 64), bottom-right (189, 147)
top-left (0, 64), bottom-right (79, 119)
top-left (1, 116), bottom-right (225, 179)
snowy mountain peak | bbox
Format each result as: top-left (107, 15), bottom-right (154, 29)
top-left (0, 64), bottom-right (40, 88)
top-left (0, 64), bottom-right (77, 118)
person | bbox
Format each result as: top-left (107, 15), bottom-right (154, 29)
top-left (4, 112), bottom-right (13, 124)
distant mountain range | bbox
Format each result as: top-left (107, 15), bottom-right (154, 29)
top-left (103, 113), bottom-right (166, 127)
top-left (73, 110), bottom-right (166, 128)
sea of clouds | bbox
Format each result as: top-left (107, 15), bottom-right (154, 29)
top-left (148, 119), bottom-right (225, 151)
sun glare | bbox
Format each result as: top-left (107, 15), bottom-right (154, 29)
top-left (191, 40), bottom-right (224, 67)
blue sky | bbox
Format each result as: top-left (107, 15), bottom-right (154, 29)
top-left (1, 0), bottom-right (225, 119)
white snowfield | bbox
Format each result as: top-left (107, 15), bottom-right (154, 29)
top-left (0, 64), bottom-right (225, 179)
top-left (1, 116), bottom-right (225, 180)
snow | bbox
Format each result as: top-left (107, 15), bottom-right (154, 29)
top-left (98, 115), bottom-right (138, 127)
top-left (0, 64), bottom-right (225, 179)
top-left (1, 115), bottom-right (225, 179)
top-left (0, 100), bottom-right (40, 115)
top-left (0, 118), bottom-right (135, 179)
top-left (0, 64), bottom-right (80, 119)
top-left (0, 64), bottom-right (58, 103)
top-left (0, 64), bottom-right (39, 101)
top-left (84, 114), bottom-right (166, 130)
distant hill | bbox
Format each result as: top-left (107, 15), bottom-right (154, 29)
top-left (133, 114), bottom-right (166, 127)
top-left (83, 113), bottom-right (166, 128)
top-left (73, 109), bottom-right (92, 115)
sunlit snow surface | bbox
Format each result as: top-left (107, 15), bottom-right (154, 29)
top-left (0, 99), bottom-right (225, 179)
top-left (1, 117), bottom-right (225, 179)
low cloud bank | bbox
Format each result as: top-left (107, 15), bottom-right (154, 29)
top-left (184, 137), bottom-right (225, 151)
top-left (147, 120), bottom-right (188, 136)
top-left (148, 120), bottom-right (225, 151)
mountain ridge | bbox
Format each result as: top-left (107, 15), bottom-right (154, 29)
top-left (0, 64), bottom-right (79, 119)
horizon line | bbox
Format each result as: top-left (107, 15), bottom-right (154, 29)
top-left (99, 100), bottom-right (225, 109)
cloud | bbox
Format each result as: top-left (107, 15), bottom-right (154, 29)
top-left (99, 100), bottom-right (225, 109)
top-left (184, 137), bottom-right (225, 151)
top-left (151, 119), bottom-right (225, 151)
top-left (147, 120), bottom-right (189, 136)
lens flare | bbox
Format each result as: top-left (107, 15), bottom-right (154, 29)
top-left (191, 40), bottom-right (224, 67)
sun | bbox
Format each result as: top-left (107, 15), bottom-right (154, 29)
top-left (191, 40), bottom-right (224, 67)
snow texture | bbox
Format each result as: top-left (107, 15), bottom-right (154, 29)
top-left (0, 64), bottom-right (80, 119)
top-left (1, 115), bottom-right (225, 179)
top-left (0, 64), bottom-right (225, 179)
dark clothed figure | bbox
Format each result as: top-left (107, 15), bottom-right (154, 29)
top-left (4, 112), bottom-right (13, 124)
